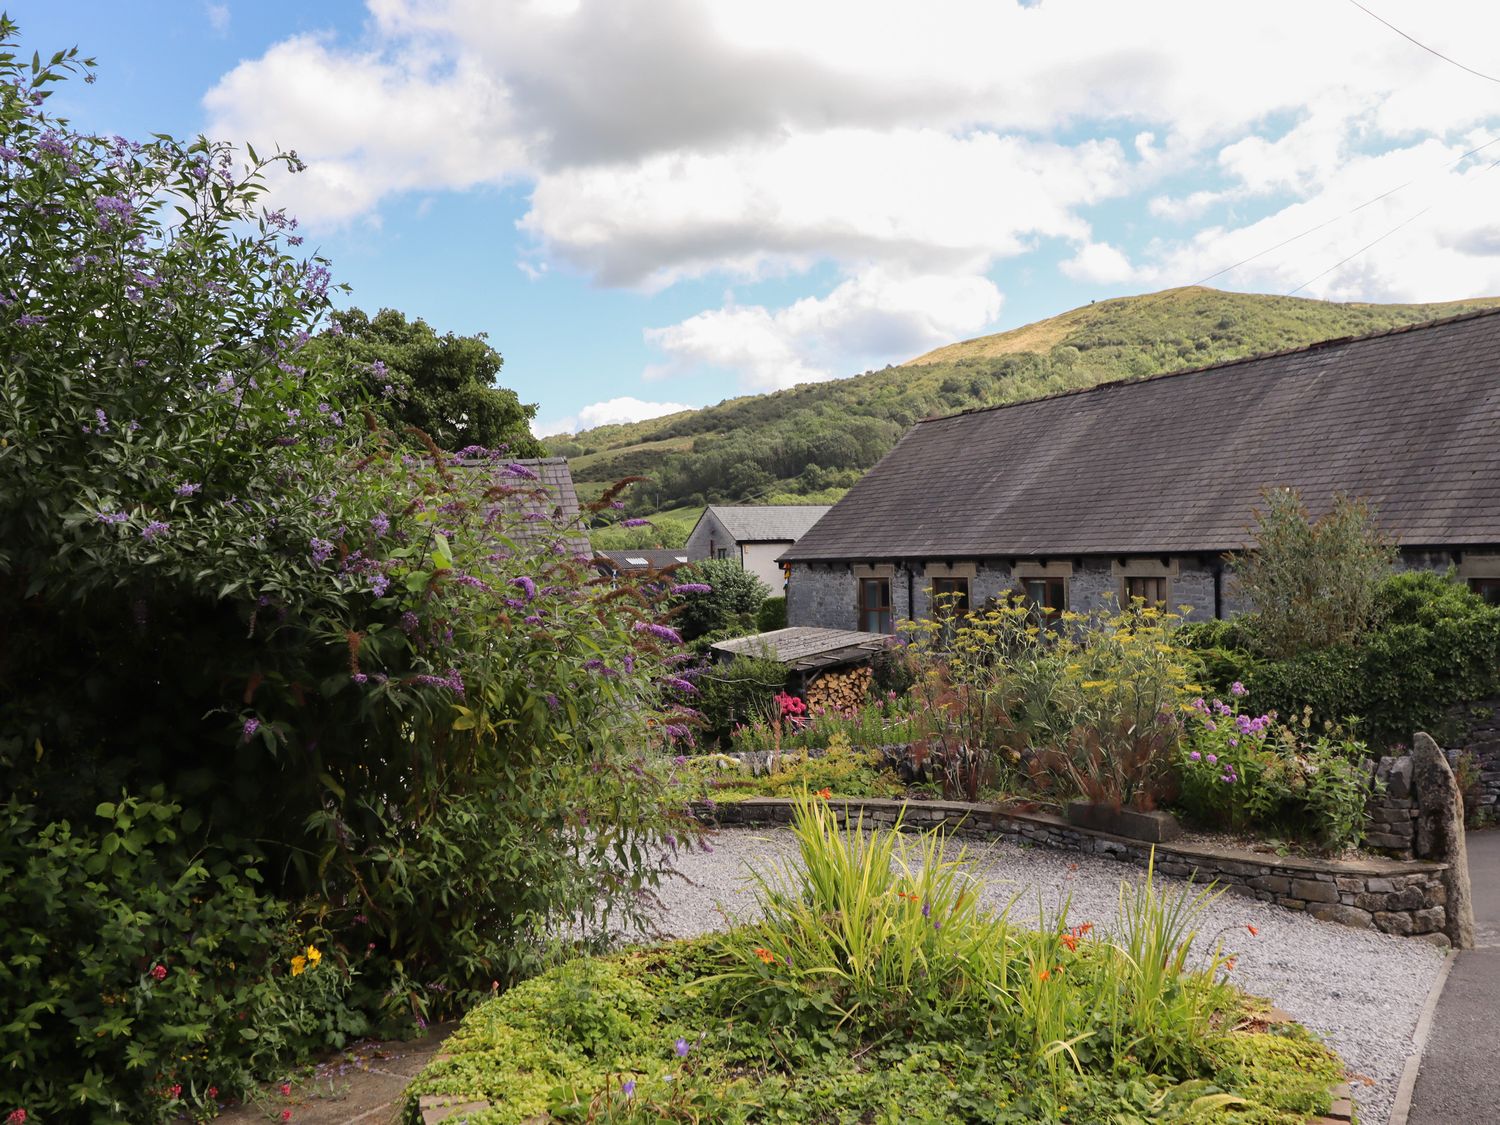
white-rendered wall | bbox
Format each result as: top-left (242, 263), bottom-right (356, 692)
top-left (741, 542), bottom-right (792, 592)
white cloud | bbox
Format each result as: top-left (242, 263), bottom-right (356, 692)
top-left (645, 267), bottom-right (1002, 391)
top-left (205, 3), bottom-right (230, 35)
top-left (1060, 242), bottom-right (1139, 286)
top-left (536, 395), bottom-right (692, 435)
top-left (199, 0), bottom-right (1500, 389)
top-left (203, 33), bottom-right (525, 224)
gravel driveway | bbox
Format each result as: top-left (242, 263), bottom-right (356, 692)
top-left (648, 827), bottom-right (1445, 1125)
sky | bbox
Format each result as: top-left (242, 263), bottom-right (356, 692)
top-left (14, 1), bottom-right (1500, 435)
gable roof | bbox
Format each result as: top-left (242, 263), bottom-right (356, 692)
top-left (454, 455), bottom-right (590, 556)
top-left (784, 308), bottom-right (1500, 561)
top-left (701, 504), bottom-right (833, 543)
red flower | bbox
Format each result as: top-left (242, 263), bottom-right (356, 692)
top-left (208, 1087), bottom-right (218, 1099)
top-left (6, 1110), bottom-right (27, 1124)
top-left (169, 1085), bottom-right (182, 1099)
top-left (150, 964), bottom-right (167, 981)
top-left (282, 1112), bottom-right (292, 1122)
top-left (280, 1083), bottom-right (292, 1097)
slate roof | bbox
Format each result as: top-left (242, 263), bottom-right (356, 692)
top-left (454, 456), bottom-right (590, 555)
top-left (598, 549), bottom-right (691, 572)
top-left (703, 505), bottom-right (833, 542)
top-left (711, 627), bottom-right (890, 671)
top-left (783, 308), bottom-right (1500, 561)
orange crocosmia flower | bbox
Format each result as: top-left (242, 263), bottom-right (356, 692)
top-left (816, 788), bottom-right (832, 800)
top-left (1224, 956), bottom-right (1237, 971)
top-left (754, 947), bottom-right (775, 964)
top-left (1246, 925), bottom-right (1259, 937)
top-left (1061, 934), bottom-right (1079, 952)
top-left (1038, 968), bottom-right (1051, 982)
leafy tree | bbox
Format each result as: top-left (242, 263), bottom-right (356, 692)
top-left (1230, 488), bottom-right (1396, 658)
top-left (672, 559), bottom-right (771, 643)
top-left (309, 306), bottom-right (543, 454)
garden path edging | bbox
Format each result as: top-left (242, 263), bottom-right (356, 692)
top-left (694, 796), bottom-right (1454, 944)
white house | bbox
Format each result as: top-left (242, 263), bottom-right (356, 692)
top-left (684, 505), bottom-right (832, 591)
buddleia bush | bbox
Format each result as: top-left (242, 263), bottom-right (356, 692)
top-left (0, 20), bottom-right (701, 1103)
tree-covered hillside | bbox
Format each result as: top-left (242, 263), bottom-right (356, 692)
top-left (549, 287), bottom-right (1500, 517)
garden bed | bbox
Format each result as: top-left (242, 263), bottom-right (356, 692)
top-left (406, 799), bottom-right (1356, 1124)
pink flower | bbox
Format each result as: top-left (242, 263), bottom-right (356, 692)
top-left (280, 1083), bottom-right (292, 1097)
top-left (150, 964), bottom-right (168, 981)
top-left (6, 1110), bottom-right (27, 1124)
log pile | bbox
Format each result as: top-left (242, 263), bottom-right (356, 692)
top-left (806, 664), bottom-right (872, 712)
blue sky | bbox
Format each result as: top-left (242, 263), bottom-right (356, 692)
top-left (14, 1), bottom-right (1500, 434)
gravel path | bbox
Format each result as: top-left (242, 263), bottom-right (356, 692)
top-left (649, 827), bottom-right (1445, 1125)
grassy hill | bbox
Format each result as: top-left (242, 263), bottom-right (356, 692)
top-left (551, 286), bottom-right (1500, 524)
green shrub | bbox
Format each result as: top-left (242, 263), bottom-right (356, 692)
top-left (1230, 488), bottom-right (1395, 658)
top-left (693, 653), bottom-right (787, 747)
top-left (0, 14), bottom-right (700, 1053)
top-left (756, 595), bottom-right (787, 632)
top-left (671, 559), bottom-right (770, 644)
top-left (1184, 571), bottom-right (1500, 746)
top-left (0, 792), bottom-right (363, 1122)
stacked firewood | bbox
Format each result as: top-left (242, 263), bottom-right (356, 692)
top-left (806, 664), bottom-right (873, 712)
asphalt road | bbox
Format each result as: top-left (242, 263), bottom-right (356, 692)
top-left (1405, 827), bottom-right (1500, 1125)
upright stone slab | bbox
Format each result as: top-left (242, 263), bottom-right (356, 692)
top-left (1412, 731), bottom-right (1476, 949)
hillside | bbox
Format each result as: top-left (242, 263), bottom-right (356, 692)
top-left (549, 286), bottom-right (1500, 520)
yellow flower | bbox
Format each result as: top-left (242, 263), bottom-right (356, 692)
top-left (290, 955), bottom-right (307, 977)
top-left (305, 945), bottom-right (322, 968)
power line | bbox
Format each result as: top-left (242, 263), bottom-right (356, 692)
top-left (1346, 0), bottom-right (1500, 85)
top-left (1285, 154), bottom-right (1500, 295)
top-left (1192, 134), bottom-right (1500, 288)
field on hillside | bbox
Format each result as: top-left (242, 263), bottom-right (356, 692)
top-left (550, 287), bottom-right (1500, 520)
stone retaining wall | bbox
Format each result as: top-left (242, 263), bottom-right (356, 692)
top-left (1444, 693), bottom-right (1500, 819)
top-left (695, 796), bottom-right (1454, 946)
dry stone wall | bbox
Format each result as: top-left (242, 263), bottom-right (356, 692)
top-left (696, 796), bottom-right (1453, 946)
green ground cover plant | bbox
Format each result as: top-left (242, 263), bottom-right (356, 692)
top-left (407, 797), bottom-right (1346, 1124)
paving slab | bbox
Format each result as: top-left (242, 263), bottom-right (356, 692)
top-left (214, 1025), bottom-right (453, 1125)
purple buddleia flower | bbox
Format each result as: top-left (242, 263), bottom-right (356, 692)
top-left (370, 513), bottom-right (390, 537)
top-left (37, 130), bottom-right (71, 157)
top-left (671, 583), bottom-right (712, 595)
top-left (174, 482), bottom-right (201, 497)
top-left (96, 510), bottom-right (129, 524)
top-left (664, 677), bottom-right (697, 695)
top-left (399, 611), bottom-right (419, 634)
top-left (504, 461), bottom-right (539, 481)
top-left (310, 538), bottom-right (335, 565)
top-left (242, 717), bottom-right (260, 741)
top-left (620, 518), bottom-right (650, 528)
top-left (632, 621), bottom-right (682, 644)
top-left (368, 574), bottom-right (390, 597)
top-left (511, 575), bottom-right (536, 600)
top-left (15, 314), bottom-right (47, 327)
top-left (140, 520), bottom-right (170, 541)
